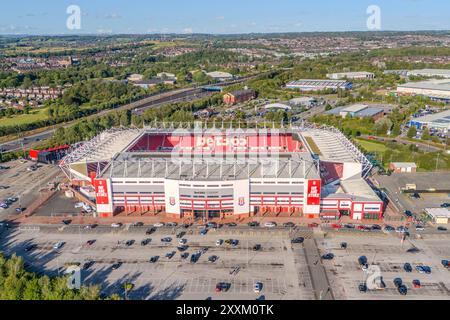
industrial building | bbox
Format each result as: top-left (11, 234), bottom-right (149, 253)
top-left (205, 71), bottom-right (234, 82)
top-left (407, 69), bottom-right (450, 79)
top-left (425, 208), bottom-right (450, 225)
top-left (286, 79), bottom-right (352, 92)
top-left (326, 104), bottom-right (384, 120)
top-left (409, 109), bottom-right (450, 134)
top-left (389, 162), bottom-right (417, 173)
top-left (223, 89), bottom-right (256, 105)
top-left (60, 124), bottom-right (383, 221)
top-left (263, 103), bottom-right (292, 111)
top-left (397, 79), bottom-right (450, 103)
top-left (289, 97), bottom-right (317, 109)
top-left (327, 71), bottom-right (375, 80)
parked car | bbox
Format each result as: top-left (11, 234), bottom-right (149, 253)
top-left (437, 226), bottom-right (448, 231)
top-left (393, 278), bottom-right (403, 288)
top-left (161, 237), bottom-right (172, 243)
top-left (53, 242), bottom-right (65, 250)
top-left (216, 239), bottom-right (224, 246)
top-left (383, 225), bottom-right (395, 232)
top-left (167, 222), bottom-right (178, 227)
top-left (111, 262), bottom-right (122, 270)
top-left (441, 203), bottom-right (450, 208)
top-left (415, 225), bottom-right (425, 231)
top-left (208, 255), bottom-right (218, 263)
top-left (441, 260), bottom-right (450, 268)
top-left (149, 256), bottom-right (159, 263)
top-left (226, 222), bottom-right (237, 227)
top-left (83, 261), bottom-right (95, 270)
top-left (231, 239), bottom-right (239, 247)
top-left (283, 222), bottom-right (295, 228)
top-left (358, 256), bottom-right (368, 266)
top-left (403, 263), bottom-right (413, 273)
top-left (141, 238), bottom-right (151, 246)
top-left (154, 222), bottom-right (165, 228)
top-left (177, 245), bottom-right (188, 252)
top-left (416, 265), bottom-right (432, 274)
top-left (254, 282), bottom-right (263, 293)
top-left (178, 238), bottom-right (187, 245)
top-left (321, 253), bottom-right (334, 260)
top-left (111, 223), bottom-right (122, 228)
top-left (86, 240), bottom-right (96, 246)
top-left (264, 222), bottom-right (277, 228)
top-left (291, 237), bottom-right (305, 244)
top-left (248, 221), bottom-right (259, 227)
top-left (252, 244), bottom-right (262, 251)
top-left (176, 231), bottom-right (186, 238)
top-left (180, 253), bottom-right (189, 259)
top-left (398, 285), bottom-right (408, 295)
top-left (215, 282), bottom-right (231, 292)
top-left (125, 240), bottom-right (135, 246)
top-left (200, 228), bottom-right (208, 236)
top-left (146, 227), bottom-right (156, 235)
top-left (62, 219), bottom-right (72, 225)
top-left (165, 251), bottom-right (176, 259)
top-left (412, 279), bottom-right (421, 288)
top-left (371, 225), bottom-right (382, 231)
top-left (206, 222), bottom-right (217, 228)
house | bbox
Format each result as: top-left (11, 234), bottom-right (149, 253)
top-left (223, 89), bottom-right (256, 105)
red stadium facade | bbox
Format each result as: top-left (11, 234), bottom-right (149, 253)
top-left (60, 125), bottom-right (384, 221)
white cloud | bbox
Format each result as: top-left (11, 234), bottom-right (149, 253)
top-left (182, 27), bottom-right (193, 34)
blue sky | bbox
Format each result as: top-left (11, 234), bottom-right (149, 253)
top-left (1, 0), bottom-right (449, 35)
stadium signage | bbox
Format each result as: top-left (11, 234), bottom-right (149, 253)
top-left (196, 136), bottom-right (247, 148)
top-left (94, 179), bottom-right (109, 205)
top-left (306, 180), bottom-right (321, 206)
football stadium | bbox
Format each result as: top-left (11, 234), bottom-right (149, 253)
top-left (60, 123), bottom-right (384, 221)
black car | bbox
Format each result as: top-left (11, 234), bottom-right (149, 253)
top-left (441, 203), bottom-right (450, 208)
top-left (125, 240), bottom-right (135, 246)
top-left (411, 193), bottom-right (420, 199)
top-left (25, 244), bottom-right (37, 252)
top-left (398, 285), bottom-right (408, 296)
top-left (111, 262), bottom-right (122, 270)
top-left (166, 251), bottom-right (176, 259)
top-left (208, 255), bottom-right (218, 263)
top-left (226, 222), bottom-right (237, 227)
top-left (393, 278), bottom-right (403, 288)
top-left (248, 222), bottom-right (260, 227)
top-left (146, 227), bottom-right (156, 235)
top-left (371, 224), bottom-right (382, 230)
top-left (404, 210), bottom-right (413, 217)
top-left (161, 237), bottom-right (172, 243)
top-left (180, 253), bottom-right (189, 259)
top-left (291, 237), bottom-right (305, 244)
top-left (253, 244), bottom-right (262, 251)
top-left (403, 263), bottom-right (413, 273)
top-left (340, 242), bottom-right (348, 249)
top-left (133, 222), bottom-right (144, 227)
top-left (83, 260), bottom-right (95, 270)
top-left (358, 256), bottom-right (368, 266)
top-left (322, 253), bottom-right (334, 260)
top-left (176, 231), bottom-right (186, 238)
top-left (437, 226), bottom-right (448, 231)
top-left (358, 283), bottom-right (367, 293)
top-left (190, 253), bottom-right (199, 263)
top-left (62, 219), bottom-right (72, 225)
top-left (177, 245), bottom-right (188, 252)
top-left (283, 222), bottom-right (295, 228)
top-left (149, 256), bottom-right (159, 263)
top-left (141, 238), bottom-right (151, 246)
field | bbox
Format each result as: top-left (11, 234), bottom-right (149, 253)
top-left (355, 138), bottom-right (388, 153)
top-left (0, 108), bottom-right (48, 127)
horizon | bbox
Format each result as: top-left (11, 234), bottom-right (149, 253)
top-left (1, 0), bottom-right (450, 35)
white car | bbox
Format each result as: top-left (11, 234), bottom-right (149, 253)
top-left (111, 223), bottom-right (122, 228)
top-left (415, 225), bottom-right (425, 231)
top-left (178, 239), bottom-right (187, 245)
top-left (254, 282), bottom-right (263, 293)
top-left (216, 239), bottom-right (223, 246)
top-left (154, 222), bottom-right (165, 228)
top-left (264, 222), bottom-right (277, 228)
top-left (74, 202), bottom-right (84, 208)
top-left (53, 242), bottom-right (64, 250)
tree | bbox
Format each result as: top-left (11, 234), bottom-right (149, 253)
top-left (407, 126), bottom-right (417, 138)
top-left (421, 128), bottom-right (431, 140)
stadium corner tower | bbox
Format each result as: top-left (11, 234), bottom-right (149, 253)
top-left (60, 125), bottom-right (384, 221)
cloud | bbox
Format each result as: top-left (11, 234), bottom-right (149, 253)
top-left (182, 27), bottom-right (193, 34)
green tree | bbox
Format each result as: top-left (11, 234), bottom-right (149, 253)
top-left (407, 126), bottom-right (417, 138)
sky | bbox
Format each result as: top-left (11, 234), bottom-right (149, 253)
top-left (0, 0), bottom-right (449, 35)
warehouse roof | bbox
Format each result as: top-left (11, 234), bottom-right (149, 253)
top-left (410, 109), bottom-right (450, 125)
top-left (398, 79), bottom-right (450, 92)
top-left (425, 208), bottom-right (450, 219)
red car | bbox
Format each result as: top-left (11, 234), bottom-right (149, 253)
top-left (331, 224), bottom-right (342, 229)
top-left (215, 282), bottom-right (231, 292)
top-left (412, 280), bottom-right (421, 288)
top-left (308, 223), bottom-right (319, 228)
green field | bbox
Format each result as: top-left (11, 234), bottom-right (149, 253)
top-left (0, 108), bottom-right (48, 127)
top-left (355, 138), bottom-right (388, 153)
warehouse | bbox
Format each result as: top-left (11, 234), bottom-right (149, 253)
top-left (223, 89), bottom-right (256, 105)
top-left (327, 71), bottom-right (375, 80)
top-left (60, 124), bottom-right (383, 221)
top-left (409, 109), bottom-right (450, 134)
top-left (407, 69), bottom-right (450, 79)
top-left (389, 162), bottom-right (417, 173)
top-left (425, 208), bottom-right (450, 224)
top-left (285, 79), bottom-right (352, 92)
top-left (326, 104), bottom-right (384, 120)
top-left (397, 79), bottom-right (450, 103)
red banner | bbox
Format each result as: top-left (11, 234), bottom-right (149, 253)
top-left (93, 179), bottom-right (109, 205)
top-left (306, 180), bottom-right (321, 206)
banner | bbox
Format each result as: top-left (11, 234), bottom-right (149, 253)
top-left (306, 180), bottom-right (321, 206)
top-left (93, 179), bottom-right (109, 205)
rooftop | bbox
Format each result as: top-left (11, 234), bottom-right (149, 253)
top-left (398, 79), bottom-right (450, 92)
top-left (425, 207), bottom-right (450, 219)
top-left (410, 109), bottom-right (450, 125)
